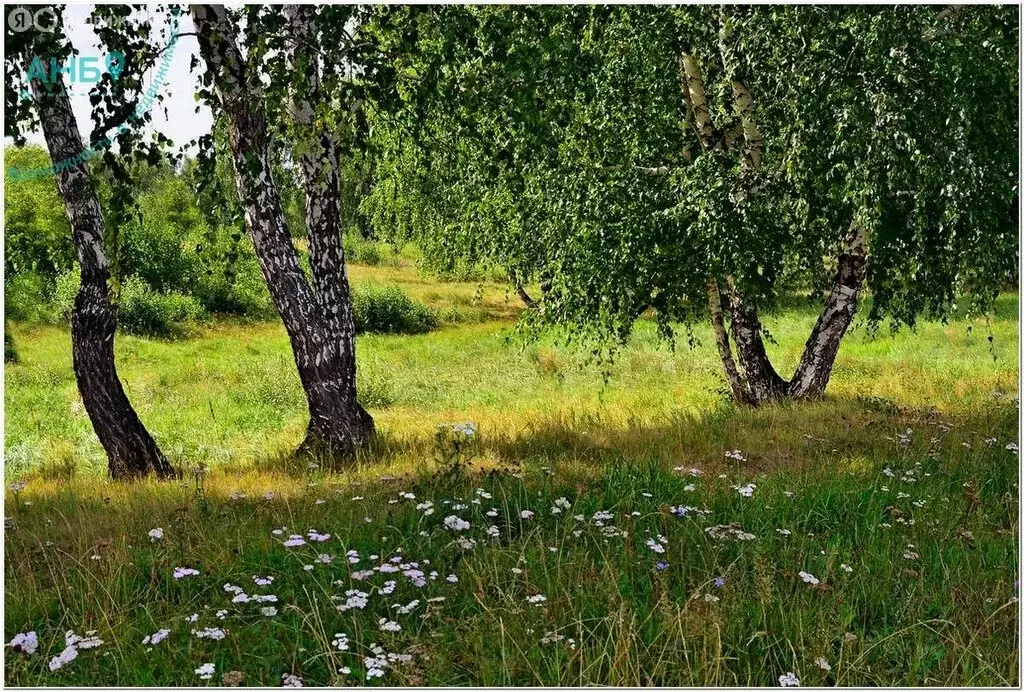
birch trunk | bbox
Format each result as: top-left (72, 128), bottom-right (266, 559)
top-left (192, 4), bottom-right (372, 458)
top-left (282, 4), bottom-right (374, 451)
top-left (31, 73), bottom-right (173, 479)
top-left (788, 225), bottom-right (868, 399)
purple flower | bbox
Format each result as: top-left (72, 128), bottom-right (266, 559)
top-left (655, 562), bottom-right (669, 572)
top-left (713, 576), bottom-right (725, 588)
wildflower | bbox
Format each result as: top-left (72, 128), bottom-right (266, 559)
top-left (486, 525), bottom-right (500, 538)
top-left (452, 422), bottom-right (477, 437)
top-left (526, 594), bottom-right (547, 605)
top-left (148, 527), bottom-right (164, 541)
top-left (261, 606), bottom-right (278, 617)
top-left (776, 528), bottom-right (792, 536)
top-left (262, 491), bottom-right (276, 501)
top-left (317, 553), bottom-right (332, 564)
top-left (142, 629), bottom-right (169, 646)
top-left (216, 610), bottom-right (228, 619)
top-left (191, 627), bottom-right (226, 641)
top-left (684, 484), bottom-right (696, 492)
top-left (783, 490), bottom-right (795, 498)
top-left (903, 550), bottom-right (919, 560)
top-left (734, 483), bottom-right (756, 498)
top-left (347, 549), bottom-right (361, 564)
top-left (173, 567), bottom-right (199, 579)
top-left (725, 449), bottom-right (746, 462)
top-left (815, 657), bottom-right (831, 671)
top-left (416, 501), bottom-right (435, 516)
top-left (446, 574), bottom-right (458, 583)
top-left (1007, 442), bottom-right (1019, 454)
top-left (798, 571), bottom-right (819, 586)
top-left (443, 515), bottom-right (470, 532)
top-left (646, 537), bottom-right (666, 554)
top-left (195, 662), bottom-right (215, 680)
top-left (282, 673), bottom-right (303, 687)
top-left (8, 631), bottom-right (38, 655)
top-left (283, 535), bottom-right (307, 548)
top-left (338, 666), bottom-right (351, 675)
top-left (779, 671), bottom-right (800, 687)
top-left (224, 583), bottom-right (244, 594)
top-left (252, 594), bottom-right (278, 603)
top-left (690, 468), bottom-right (703, 477)
top-left (655, 561), bottom-right (669, 572)
top-left (840, 564), bottom-right (853, 573)
top-left (455, 537), bottom-right (477, 550)
top-left (337, 590), bottom-right (369, 612)
top-left (48, 645), bottom-right (78, 671)
top-left (520, 510), bottom-right (535, 519)
top-left (703, 593), bottom-right (720, 603)
top-left (395, 600), bottom-right (420, 614)
top-left (307, 530), bottom-right (331, 542)
top-left (378, 618), bottom-right (401, 633)
top-left (9, 480), bottom-right (27, 493)
top-left (713, 576), bottom-right (726, 588)
top-left (332, 633), bottom-right (350, 651)
top-left (554, 497), bottom-right (571, 510)
top-left (232, 593), bottom-right (251, 603)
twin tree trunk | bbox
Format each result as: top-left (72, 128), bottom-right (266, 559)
top-left (691, 12), bottom-right (869, 406)
top-left (32, 73), bottom-right (173, 479)
top-left (192, 4), bottom-right (373, 459)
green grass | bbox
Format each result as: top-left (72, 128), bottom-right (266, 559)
top-left (3, 262), bottom-right (1020, 686)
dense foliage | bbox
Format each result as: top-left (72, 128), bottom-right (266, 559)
top-left (368, 6), bottom-right (1018, 347)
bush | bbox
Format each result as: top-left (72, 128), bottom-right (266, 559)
top-left (116, 276), bottom-right (207, 337)
top-left (352, 283), bottom-right (438, 335)
top-left (5, 272), bottom-right (57, 323)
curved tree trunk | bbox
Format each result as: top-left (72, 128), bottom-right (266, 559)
top-left (31, 73), bottom-right (173, 479)
top-left (193, 4), bottom-right (373, 459)
top-left (282, 4), bottom-right (374, 452)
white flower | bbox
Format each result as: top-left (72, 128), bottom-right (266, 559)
top-left (142, 629), bottom-right (169, 646)
top-left (725, 450), bottom-right (746, 462)
top-left (798, 571), bottom-right (819, 586)
top-left (332, 633), bottom-right (350, 651)
top-left (703, 593), bottom-right (720, 603)
top-left (173, 567), bottom-right (199, 579)
top-left (195, 662), bottom-right (215, 680)
top-left (282, 673), bottom-right (303, 687)
top-left (840, 564), bottom-right (853, 573)
top-left (191, 627), bottom-right (226, 641)
top-left (283, 535), bottom-right (306, 548)
top-left (261, 606), bottom-right (278, 617)
top-left (395, 599), bottom-right (420, 614)
top-left (526, 594), bottom-right (547, 605)
top-left (378, 618), bottom-right (401, 632)
top-left (554, 497), bottom-right (571, 509)
top-left (779, 671), bottom-right (800, 687)
top-left (224, 583), bottom-right (244, 594)
top-left (48, 645), bottom-right (78, 671)
top-left (520, 510), bottom-right (535, 519)
top-left (446, 574), bottom-right (459, 583)
top-left (8, 631), bottom-right (38, 655)
top-left (148, 527), bottom-right (164, 542)
top-left (734, 484), bottom-right (756, 498)
top-left (443, 515), bottom-right (470, 532)
top-left (815, 657), bottom-right (831, 671)
top-left (684, 484), bottom-right (696, 492)
top-left (338, 666), bottom-right (351, 675)
top-left (646, 538), bottom-right (666, 554)
top-left (65, 630), bottom-right (103, 649)
top-left (232, 593), bottom-right (251, 603)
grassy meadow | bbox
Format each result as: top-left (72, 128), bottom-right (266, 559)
top-left (4, 258), bottom-right (1020, 686)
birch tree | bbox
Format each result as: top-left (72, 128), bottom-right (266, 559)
top-left (369, 5), bottom-right (1018, 405)
top-left (5, 7), bottom-right (174, 478)
top-left (190, 4), bottom-right (374, 458)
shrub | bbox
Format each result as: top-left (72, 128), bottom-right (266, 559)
top-left (352, 283), bottom-right (438, 335)
top-left (116, 276), bottom-right (208, 337)
top-left (5, 272), bottom-right (56, 323)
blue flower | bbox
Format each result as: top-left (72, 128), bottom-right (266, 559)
top-left (655, 561), bottom-right (669, 572)
top-left (713, 576), bottom-right (725, 588)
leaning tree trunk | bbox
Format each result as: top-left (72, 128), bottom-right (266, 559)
top-left (788, 224), bottom-right (868, 399)
top-left (31, 73), bottom-right (173, 479)
top-left (192, 4), bottom-right (373, 458)
top-left (282, 4), bottom-right (374, 452)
